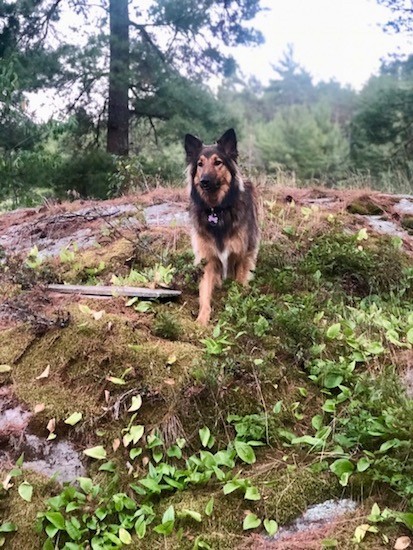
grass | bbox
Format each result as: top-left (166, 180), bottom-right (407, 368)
top-left (1, 186), bottom-right (413, 548)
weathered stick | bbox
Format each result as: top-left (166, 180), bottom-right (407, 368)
top-left (46, 284), bottom-right (181, 299)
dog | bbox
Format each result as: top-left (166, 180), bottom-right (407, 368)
top-left (184, 128), bottom-right (260, 325)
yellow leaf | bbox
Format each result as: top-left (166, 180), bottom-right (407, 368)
top-left (36, 365), bottom-right (50, 380)
top-left (46, 418), bottom-right (56, 433)
top-left (0, 364), bottom-right (11, 373)
top-left (92, 310), bottom-right (105, 321)
top-left (128, 395), bottom-right (142, 412)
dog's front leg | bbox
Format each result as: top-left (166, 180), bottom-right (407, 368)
top-left (197, 259), bottom-right (220, 325)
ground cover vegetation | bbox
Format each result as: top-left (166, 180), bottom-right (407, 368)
top-left (1, 0), bottom-right (413, 547)
top-left (1, 189), bottom-right (413, 548)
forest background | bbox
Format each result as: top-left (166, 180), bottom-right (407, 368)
top-left (1, 0), bottom-right (413, 208)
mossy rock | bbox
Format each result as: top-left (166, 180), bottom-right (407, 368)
top-left (346, 196), bottom-right (384, 216)
top-left (130, 466), bottom-right (339, 549)
top-left (0, 307), bottom-right (201, 423)
top-left (401, 215), bottom-right (413, 233)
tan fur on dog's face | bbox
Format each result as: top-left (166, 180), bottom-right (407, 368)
top-left (192, 152), bottom-right (232, 206)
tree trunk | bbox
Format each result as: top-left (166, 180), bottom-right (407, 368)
top-left (107, 0), bottom-right (129, 156)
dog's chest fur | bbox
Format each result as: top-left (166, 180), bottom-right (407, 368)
top-left (190, 179), bottom-right (242, 251)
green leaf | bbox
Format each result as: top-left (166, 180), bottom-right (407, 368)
top-left (163, 505), bottom-right (175, 524)
top-left (128, 395), bottom-right (142, 412)
top-left (199, 426), bottom-right (211, 448)
top-left (330, 458), bottom-right (354, 476)
top-left (129, 425), bottom-right (145, 444)
top-left (78, 477), bottom-right (93, 494)
top-left (223, 481), bottom-right (241, 495)
top-left (356, 228), bottom-right (368, 241)
top-left (106, 376), bottom-right (126, 385)
top-left (45, 524), bottom-right (58, 539)
top-left (330, 458), bottom-right (354, 486)
top-left (135, 516), bottom-right (146, 539)
top-left (357, 456), bottom-right (371, 473)
top-left (0, 523), bottom-right (17, 533)
top-left (312, 414), bottom-right (324, 430)
top-left (65, 519), bottom-right (81, 541)
top-left (243, 513), bottom-right (261, 530)
top-left (263, 519), bottom-right (278, 536)
top-left (326, 323), bottom-right (341, 339)
top-left (64, 412), bottom-right (82, 426)
top-left (407, 327), bottom-right (413, 345)
top-left (153, 520), bottom-right (174, 535)
top-left (129, 448), bottom-right (143, 460)
top-left (99, 461), bottom-right (116, 472)
top-left (244, 486), bottom-right (261, 501)
top-left (324, 373), bottom-right (343, 389)
top-left (353, 524), bottom-right (378, 543)
top-left (234, 440), bottom-right (256, 464)
top-left (193, 537), bottom-right (212, 549)
top-left (18, 481), bottom-right (33, 502)
top-left (205, 497), bottom-right (214, 517)
top-left (322, 399), bottom-right (336, 413)
top-left (166, 445), bottom-right (182, 459)
top-left (139, 478), bottom-right (161, 493)
top-left (119, 528), bottom-right (132, 545)
top-left (135, 301), bottom-right (153, 313)
top-left (273, 400), bottom-right (282, 414)
top-left (395, 512), bottom-right (413, 530)
top-left (321, 538), bottom-right (338, 548)
top-left (45, 512), bottom-right (65, 530)
top-left (83, 446), bottom-right (107, 460)
top-left (379, 439), bottom-right (401, 452)
top-left (291, 435), bottom-right (324, 447)
top-left (16, 453), bottom-right (24, 467)
top-left (176, 437), bottom-right (186, 449)
top-left (178, 509), bottom-right (202, 523)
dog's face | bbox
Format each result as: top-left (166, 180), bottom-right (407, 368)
top-left (185, 129), bottom-right (239, 205)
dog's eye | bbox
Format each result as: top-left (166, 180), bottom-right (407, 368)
top-left (197, 161), bottom-right (203, 167)
top-left (214, 159), bottom-right (223, 166)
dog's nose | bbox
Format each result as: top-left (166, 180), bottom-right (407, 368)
top-left (200, 177), bottom-right (211, 189)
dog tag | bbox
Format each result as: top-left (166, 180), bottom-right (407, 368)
top-left (208, 211), bottom-right (219, 225)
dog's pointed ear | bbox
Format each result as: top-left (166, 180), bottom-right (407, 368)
top-left (185, 134), bottom-right (203, 163)
top-left (217, 128), bottom-right (238, 160)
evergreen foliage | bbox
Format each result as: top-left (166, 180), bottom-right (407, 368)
top-left (255, 103), bottom-right (349, 179)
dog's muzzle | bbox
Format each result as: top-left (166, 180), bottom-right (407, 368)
top-left (200, 177), bottom-right (220, 192)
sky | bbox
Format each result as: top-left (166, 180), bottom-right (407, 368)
top-left (231, 0), bottom-right (413, 90)
top-left (27, 0), bottom-right (413, 119)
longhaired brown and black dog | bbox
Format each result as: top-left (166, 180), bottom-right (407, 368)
top-left (184, 128), bottom-right (260, 325)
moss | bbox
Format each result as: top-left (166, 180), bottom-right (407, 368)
top-left (301, 231), bottom-right (408, 296)
top-left (258, 467), bottom-right (340, 525)
top-left (153, 311), bottom-right (182, 341)
top-left (347, 197), bottom-right (384, 216)
top-left (129, 464), bottom-right (339, 549)
top-left (56, 237), bottom-right (135, 284)
top-left (0, 471), bottom-right (56, 550)
top-left (2, 308), bottom-right (201, 422)
top-left (401, 215), bottom-right (413, 233)
top-left (0, 327), bottom-right (35, 364)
